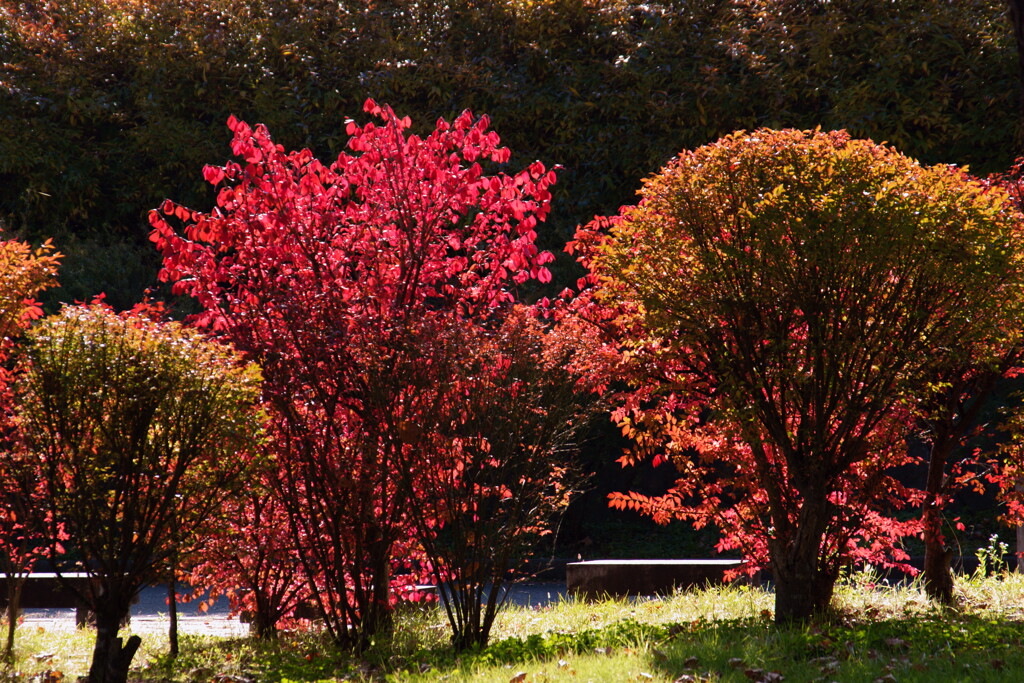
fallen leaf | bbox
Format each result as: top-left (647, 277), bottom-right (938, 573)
top-left (683, 656), bottom-right (700, 668)
top-left (637, 674), bottom-right (654, 680)
top-left (743, 668), bottom-right (764, 680)
top-left (883, 638), bottom-right (907, 650)
top-left (509, 672), bottom-right (528, 683)
top-left (812, 656), bottom-right (839, 673)
top-left (728, 658), bottom-right (746, 668)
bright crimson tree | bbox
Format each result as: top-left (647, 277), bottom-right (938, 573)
top-left (150, 101), bottom-right (557, 650)
top-left (573, 129), bottom-right (1024, 623)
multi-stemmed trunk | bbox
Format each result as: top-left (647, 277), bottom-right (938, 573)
top-left (250, 591), bottom-right (281, 640)
top-left (87, 594), bottom-right (140, 683)
top-left (772, 561), bottom-right (838, 624)
top-left (355, 534), bottom-right (394, 651)
top-left (768, 495), bottom-right (839, 624)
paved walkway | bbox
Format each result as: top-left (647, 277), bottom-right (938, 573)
top-left (19, 586), bottom-right (248, 637)
top-left (18, 582), bottom-right (566, 638)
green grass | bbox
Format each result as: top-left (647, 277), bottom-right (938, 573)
top-left (6, 572), bottom-right (1024, 681)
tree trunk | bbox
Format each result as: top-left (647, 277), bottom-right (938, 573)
top-left (251, 612), bottom-right (277, 640)
top-left (1017, 481), bottom-right (1024, 572)
top-left (772, 559), bottom-right (837, 623)
top-left (167, 580), bottom-right (178, 658)
top-left (922, 432), bottom-right (955, 603)
top-left (361, 543), bottom-right (394, 650)
top-left (87, 603), bottom-right (140, 683)
top-left (769, 496), bottom-right (837, 624)
top-left (251, 592), bottom-right (279, 640)
top-left (2, 577), bottom-right (24, 663)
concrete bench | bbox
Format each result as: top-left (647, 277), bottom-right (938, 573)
top-left (1, 572), bottom-right (116, 627)
top-left (566, 559), bottom-right (746, 599)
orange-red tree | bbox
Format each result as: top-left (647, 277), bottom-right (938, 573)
top-left (573, 129), bottom-right (1024, 622)
top-left (150, 101), bottom-right (558, 650)
top-left (904, 156), bottom-right (1024, 604)
top-left (0, 235), bottom-right (60, 661)
top-left (15, 305), bottom-right (263, 683)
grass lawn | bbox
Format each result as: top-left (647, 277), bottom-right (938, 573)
top-left (5, 568), bottom-right (1024, 681)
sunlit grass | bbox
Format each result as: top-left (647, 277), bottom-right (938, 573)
top-left (1, 622), bottom-right (94, 680)
top-left (5, 575), bottom-right (1024, 681)
top-left (490, 582), bottom-right (773, 642)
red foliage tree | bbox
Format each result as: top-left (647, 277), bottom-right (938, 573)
top-left (389, 306), bottom-right (605, 650)
top-left (150, 101), bottom-right (557, 650)
top-left (961, 157), bottom-right (1024, 582)
top-left (184, 474), bottom-right (310, 639)
top-left (852, 154), bottom-right (1024, 604)
top-left (0, 235), bottom-right (60, 661)
top-left (572, 129), bottom-right (1024, 623)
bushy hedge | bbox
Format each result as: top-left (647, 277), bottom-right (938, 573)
top-left (0, 0), bottom-right (1017, 300)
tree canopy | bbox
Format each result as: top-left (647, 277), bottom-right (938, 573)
top-left (574, 128), bottom-right (1024, 622)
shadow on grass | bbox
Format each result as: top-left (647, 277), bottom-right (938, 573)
top-left (132, 604), bottom-right (1024, 681)
top-left (653, 611), bottom-right (1024, 682)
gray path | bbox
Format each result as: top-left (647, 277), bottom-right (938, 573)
top-left (18, 582), bottom-right (567, 637)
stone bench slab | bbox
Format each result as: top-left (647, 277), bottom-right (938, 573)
top-left (566, 559), bottom-right (745, 599)
top-left (1, 572), bottom-right (130, 627)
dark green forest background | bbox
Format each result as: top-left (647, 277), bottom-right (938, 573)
top-left (1, 0), bottom-right (1019, 309)
top-left (1, 0), bottom-right (1021, 556)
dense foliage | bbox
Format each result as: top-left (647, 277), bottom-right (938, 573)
top-left (185, 480), bottom-right (309, 640)
top-left (0, 0), bottom-right (1016, 302)
top-left (4, 0), bottom-right (1024, 651)
top-left (14, 304), bottom-right (263, 682)
top-left (393, 307), bottom-right (604, 649)
top-left (151, 103), bottom-right (584, 650)
top-left (574, 128), bottom-right (1024, 622)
